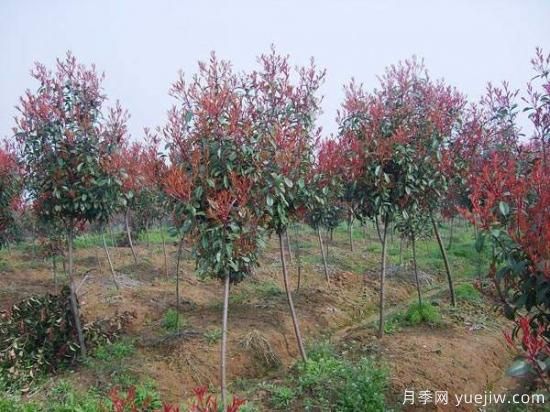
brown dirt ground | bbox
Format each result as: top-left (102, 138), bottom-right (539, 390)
top-left (0, 235), bottom-right (519, 411)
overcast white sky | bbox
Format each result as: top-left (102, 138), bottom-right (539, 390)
top-left (1, 0), bottom-right (549, 140)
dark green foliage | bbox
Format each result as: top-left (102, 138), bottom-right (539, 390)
top-left (0, 288), bottom-right (130, 389)
top-left (404, 302), bottom-right (441, 325)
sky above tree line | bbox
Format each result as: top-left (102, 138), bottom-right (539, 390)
top-left (1, 0), bottom-right (549, 141)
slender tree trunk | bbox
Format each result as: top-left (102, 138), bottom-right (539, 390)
top-left (94, 246), bottom-right (103, 275)
top-left (325, 229), bottom-right (329, 258)
top-left (378, 214), bottom-right (389, 338)
top-left (31, 224), bottom-right (37, 262)
top-left (102, 230), bottom-right (119, 290)
top-left (52, 255), bottom-right (58, 293)
top-left (431, 214), bottom-right (456, 306)
top-left (446, 217), bottom-right (454, 251)
top-left (317, 227), bottom-right (330, 286)
top-left (398, 237), bottom-right (404, 266)
top-left (285, 229), bottom-right (293, 264)
top-left (108, 220), bottom-right (117, 260)
top-left (294, 225), bottom-right (302, 293)
top-left (474, 224), bottom-right (483, 291)
top-left (279, 232), bottom-right (307, 361)
top-left (348, 213), bottom-right (354, 252)
top-left (220, 274), bottom-right (230, 410)
top-left (375, 216), bottom-right (383, 244)
top-left (67, 227), bottom-right (87, 358)
top-left (160, 225), bottom-right (169, 279)
top-left (175, 237), bottom-right (184, 331)
top-left (330, 229), bottom-right (334, 242)
top-left (125, 209), bottom-right (138, 265)
top-left (411, 232), bottom-right (422, 306)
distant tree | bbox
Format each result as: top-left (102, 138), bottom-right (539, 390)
top-left (339, 58), bottom-right (464, 336)
top-left (14, 52), bottom-right (126, 357)
top-left (163, 53), bottom-right (267, 408)
top-left (305, 138), bottom-right (345, 285)
top-left (0, 144), bottom-right (23, 248)
top-left (245, 48), bottom-right (326, 361)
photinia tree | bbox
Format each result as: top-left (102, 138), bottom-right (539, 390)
top-left (339, 58), bottom-right (464, 336)
top-left (14, 52), bottom-right (127, 357)
top-left (0, 144), bottom-right (23, 248)
top-left (461, 50), bottom-right (550, 383)
top-left (305, 138), bottom-right (345, 285)
top-left (163, 53), bottom-right (267, 408)
top-left (244, 47), bottom-right (326, 361)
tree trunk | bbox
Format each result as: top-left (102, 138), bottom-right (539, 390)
top-left (348, 213), bottom-right (354, 252)
top-left (102, 230), bottom-right (119, 290)
top-left (325, 229), bottom-right (329, 259)
top-left (94, 246), bottom-right (103, 275)
top-left (160, 225), bottom-right (169, 279)
top-left (398, 237), bottom-right (404, 266)
top-left (31, 224), bottom-right (37, 262)
top-left (125, 209), bottom-right (138, 265)
top-left (446, 217), bottom-right (454, 251)
top-left (52, 255), bottom-right (58, 293)
top-left (67, 227), bottom-right (87, 358)
top-left (294, 225), bottom-right (302, 293)
top-left (285, 229), bottom-right (293, 264)
top-left (431, 214), bottom-right (456, 306)
top-left (279, 232), bottom-right (307, 361)
top-left (375, 216), bottom-right (383, 244)
top-left (317, 227), bottom-right (330, 286)
top-left (412, 232), bottom-right (422, 306)
top-left (220, 274), bottom-right (230, 410)
top-left (108, 220), bottom-right (117, 260)
top-left (378, 214), bottom-right (389, 338)
top-left (175, 237), bottom-right (184, 331)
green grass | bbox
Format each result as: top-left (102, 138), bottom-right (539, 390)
top-left (260, 341), bottom-right (387, 411)
top-left (204, 328), bottom-right (222, 344)
top-left (293, 341), bottom-right (388, 411)
top-left (136, 228), bottom-right (178, 245)
top-left (161, 308), bottom-right (186, 331)
top-left (0, 378), bottom-right (164, 412)
top-left (455, 283), bottom-right (482, 303)
top-left (404, 302), bottom-right (441, 325)
top-left (93, 339), bottom-right (135, 362)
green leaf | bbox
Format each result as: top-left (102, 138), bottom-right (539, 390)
top-left (499, 201), bottom-right (510, 216)
top-left (506, 358), bottom-right (533, 377)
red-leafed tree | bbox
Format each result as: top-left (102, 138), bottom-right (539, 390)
top-left (339, 58), bottom-right (464, 336)
top-left (462, 50), bottom-right (550, 385)
top-left (111, 132), bottom-right (169, 273)
top-left (163, 53), bottom-right (267, 408)
top-left (305, 138), bottom-right (345, 285)
top-left (0, 144), bottom-right (23, 248)
top-left (244, 47), bottom-right (326, 360)
top-left (14, 52), bottom-right (126, 357)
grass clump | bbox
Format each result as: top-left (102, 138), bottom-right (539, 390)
top-left (263, 384), bottom-right (296, 410)
top-left (384, 311), bottom-right (405, 335)
top-left (161, 308), bottom-right (185, 331)
top-left (94, 339), bottom-right (135, 362)
top-left (268, 341), bottom-right (387, 411)
top-left (204, 328), bottom-right (222, 345)
top-left (405, 302), bottom-right (441, 325)
top-left (455, 283), bottom-right (482, 303)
